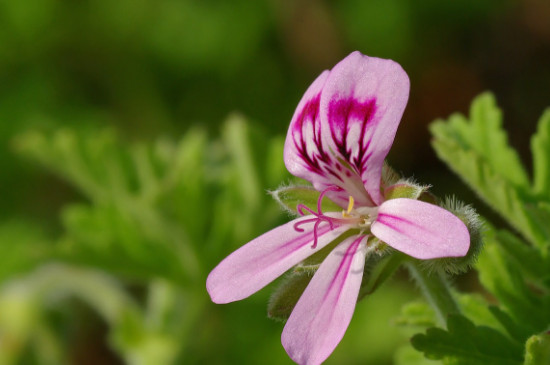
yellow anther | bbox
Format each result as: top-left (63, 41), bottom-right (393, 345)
top-left (347, 196), bottom-right (355, 214)
top-left (342, 196), bottom-right (355, 218)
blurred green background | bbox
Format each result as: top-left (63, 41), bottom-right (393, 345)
top-left (0, 0), bottom-right (549, 364)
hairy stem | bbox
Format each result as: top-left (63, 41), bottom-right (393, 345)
top-left (405, 261), bottom-right (459, 327)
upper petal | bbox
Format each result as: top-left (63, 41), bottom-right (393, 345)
top-left (281, 234), bottom-right (368, 365)
top-left (284, 52), bottom-right (410, 208)
top-left (206, 216), bottom-right (347, 304)
top-left (319, 52), bottom-right (410, 206)
top-left (371, 198), bottom-right (470, 259)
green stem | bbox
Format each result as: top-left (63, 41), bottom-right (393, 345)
top-left (405, 261), bottom-right (460, 327)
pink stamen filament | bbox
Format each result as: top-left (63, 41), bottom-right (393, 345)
top-left (293, 186), bottom-right (356, 248)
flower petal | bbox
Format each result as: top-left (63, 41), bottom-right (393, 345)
top-left (319, 52), bottom-right (410, 206)
top-left (281, 235), bottom-right (367, 365)
top-left (371, 198), bottom-right (470, 259)
top-left (206, 216), bottom-right (347, 304)
top-left (284, 71), bottom-right (345, 202)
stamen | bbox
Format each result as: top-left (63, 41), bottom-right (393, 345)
top-left (317, 185), bottom-right (341, 214)
top-left (291, 185), bottom-right (344, 249)
top-left (342, 195), bottom-right (355, 218)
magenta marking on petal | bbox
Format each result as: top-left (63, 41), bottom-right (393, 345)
top-left (268, 224), bottom-right (332, 263)
top-left (292, 94), bottom-right (333, 175)
top-left (323, 235), bottom-right (365, 301)
top-left (328, 97), bottom-right (377, 175)
top-left (375, 213), bottom-right (432, 235)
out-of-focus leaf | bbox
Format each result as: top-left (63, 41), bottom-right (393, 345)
top-left (411, 314), bottom-right (523, 365)
top-left (394, 301), bottom-right (437, 329)
top-left (524, 332), bottom-right (550, 365)
top-left (0, 220), bottom-right (50, 282)
top-left (430, 93), bottom-right (548, 247)
top-left (531, 109), bottom-right (550, 199)
top-left (477, 230), bottom-right (549, 335)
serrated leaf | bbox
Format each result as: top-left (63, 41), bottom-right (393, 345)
top-left (531, 109), bottom-right (550, 198)
top-left (488, 306), bottom-right (532, 343)
top-left (524, 332), bottom-right (550, 365)
top-left (412, 314), bottom-right (523, 365)
top-left (455, 294), bottom-right (503, 331)
top-left (394, 346), bottom-right (441, 365)
top-left (430, 93), bottom-right (548, 247)
top-left (270, 185), bottom-right (342, 216)
top-left (493, 229), bottom-right (549, 284)
top-left (477, 230), bottom-right (549, 334)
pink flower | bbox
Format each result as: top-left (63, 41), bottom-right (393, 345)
top-left (206, 52), bottom-right (470, 365)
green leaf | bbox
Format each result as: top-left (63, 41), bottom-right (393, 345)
top-left (394, 301), bottom-right (437, 329)
top-left (433, 93), bottom-right (528, 187)
top-left (0, 220), bottom-right (50, 282)
top-left (430, 93), bottom-right (547, 247)
top-left (476, 230), bottom-right (549, 334)
top-left (524, 332), bottom-right (550, 365)
top-left (411, 314), bottom-right (523, 365)
top-left (270, 185), bottom-right (342, 216)
top-left (531, 108), bottom-right (550, 199)
top-left (394, 346), bottom-right (441, 365)
top-left (493, 229), bottom-right (549, 285)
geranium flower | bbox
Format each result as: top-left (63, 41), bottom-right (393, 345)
top-left (206, 51), bottom-right (470, 365)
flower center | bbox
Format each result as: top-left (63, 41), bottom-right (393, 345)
top-left (293, 186), bottom-right (378, 248)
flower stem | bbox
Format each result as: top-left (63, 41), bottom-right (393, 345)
top-left (405, 261), bottom-right (460, 327)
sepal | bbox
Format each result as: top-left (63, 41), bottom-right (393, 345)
top-left (269, 184), bottom-right (341, 216)
top-left (267, 271), bottom-right (312, 322)
top-left (384, 180), bottom-right (429, 201)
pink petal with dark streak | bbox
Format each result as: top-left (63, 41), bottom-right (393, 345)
top-left (206, 216), bottom-right (347, 304)
top-left (320, 52), bottom-right (410, 206)
top-left (281, 235), bottom-right (367, 365)
top-left (371, 198), bottom-right (470, 259)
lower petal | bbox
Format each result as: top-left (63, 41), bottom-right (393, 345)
top-left (281, 235), bottom-right (368, 365)
top-left (206, 216), bottom-right (347, 304)
top-left (371, 198), bottom-right (470, 259)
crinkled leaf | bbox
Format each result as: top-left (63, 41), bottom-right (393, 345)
top-left (430, 93), bottom-right (547, 247)
top-left (493, 229), bottom-right (549, 285)
top-left (432, 92), bottom-right (528, 187)
top-left (488, 306), bottom-right (533, 343)
top-left (394, 346), bottom-right (441, 365)
top-left (411, 314), bottom-right (523, 365)
top-left (477, 230), bottom-right (550, 335)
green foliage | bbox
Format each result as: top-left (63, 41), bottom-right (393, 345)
top-left (411, 314), bottom-right (523, 365)
top-left (407, 93), bottom-right (550, 364)
top-left (524, 333), bottom-right (550, 365)
top-left (0, 220), bottom-right (50, 282)
top-left (2, 116), bottom-right (291, 364)
top-left (430, 93), bottom-right (549, 247)
top-left (531, 109), bottom-right (550, 198)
